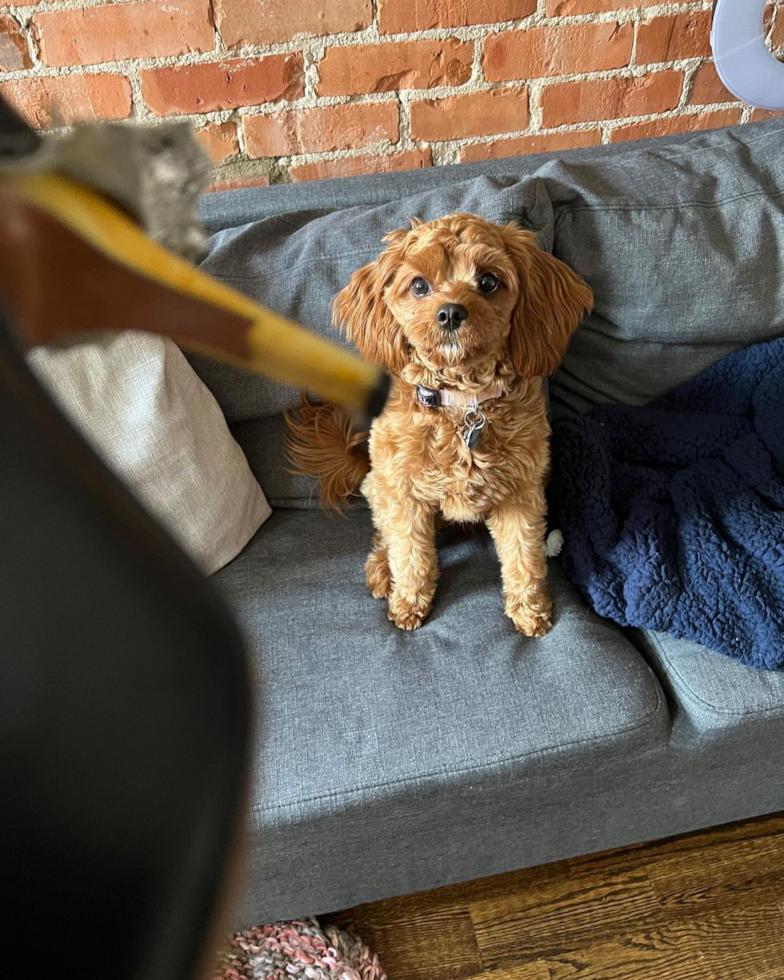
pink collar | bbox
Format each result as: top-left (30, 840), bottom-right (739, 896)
top-left (416, 383), bottom-right (504, 411)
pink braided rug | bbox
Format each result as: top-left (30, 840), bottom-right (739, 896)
top-left (214, 917), bottom-right (387, 980)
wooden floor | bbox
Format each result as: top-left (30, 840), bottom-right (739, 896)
top-left (324, 814), bottom-right (784, 980)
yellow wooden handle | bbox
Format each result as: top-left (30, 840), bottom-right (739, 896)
top-left (4, 172), bottom-right (387, 415)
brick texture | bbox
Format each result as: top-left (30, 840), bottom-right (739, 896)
top-left (216, 0), bottom-right (372, 47)
top-left (635, 10), bottom-right (712, 65)
top-left (484, 22), bottom-right (632, 81)
top-left (752, 106), bottom-right (784, 122)
top-left (461, 128), bottom-right (601, 161)
top-left (140, 55), bottom-right (304, 115)
top-left (317, 38), bottom-right (473, 95)
top-left (0, 74), bottom-right (132, 127)
top-left (33, 0), bottom-right (213, 68)
top-left (411, 87), bottom-right (528, 141)
top-left (290, 149), bottom-right (432, 182)
top-left (774, 11), bottom-right (784, 49)
top-left (379, 0), bottom-right (536, 33)
top-left (195, 122), bottom-right (240, 163)
top-left (208, 174), bottom-right (270, 192)
top-left (243, 102), bottom-right (399, 157)
top-left (3, 0), bottom-right (780, 185)
top-left (689, 61), bottom-right (740, 106)
top-left (546, 0), bottom-right (685, 14)
top-left (609, 108), bottom-right (744, 143)
top-left (542, 71), bottom-right (683, 127)
top-left (0, 15), bottom-right (31, 71)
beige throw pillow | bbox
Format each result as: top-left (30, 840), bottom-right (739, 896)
top-left (28, 331), bottom-right (270, 574)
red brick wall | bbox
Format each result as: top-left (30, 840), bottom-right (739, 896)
top-left (0, 0), bottom-right (782, 188)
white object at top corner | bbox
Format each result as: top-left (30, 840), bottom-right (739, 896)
top-left (711, 0), bottom-right (784, 110)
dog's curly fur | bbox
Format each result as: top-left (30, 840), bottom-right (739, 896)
top-left (285, 213), bottom-right (592, 634)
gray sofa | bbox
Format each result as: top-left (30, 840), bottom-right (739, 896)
top-left (193, 119), bottom-right (784, 924)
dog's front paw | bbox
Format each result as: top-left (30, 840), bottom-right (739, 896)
top-left (506, 588), bottom-right (553, 637)
top-left (388, 594), bottom-right (432, 631)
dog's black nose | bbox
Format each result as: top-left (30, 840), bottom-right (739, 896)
top-left (436, 303), bottom-right (468, 332)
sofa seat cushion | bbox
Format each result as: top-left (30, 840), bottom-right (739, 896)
top-left (214, 509), bottom-right (667, 817)
top-left (634, 630), bottom-right (784, 739)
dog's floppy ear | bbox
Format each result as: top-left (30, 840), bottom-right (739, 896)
top-left (333, 228), bottom-right (409, 374)
top-left (503, 223), bottom-right (593, 378)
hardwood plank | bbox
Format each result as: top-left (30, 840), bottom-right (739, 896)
top-left (687, 903), bottom-right (784, 979)
top-left (518, 902), bottom-right (784, 980)
top-left (647, 834), bottom-right (784, 916)
top-left (466, 967), bottom-right (549, 980)
top-left (471, 869), bottom-right (663, 968)
top-left (524, 930), bottom-right (713, 980)
top-left (325, 906), bottom-right (483, 980)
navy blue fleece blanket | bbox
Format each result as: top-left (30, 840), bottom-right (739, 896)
top-left (551, 337), bottom-right (784, 670)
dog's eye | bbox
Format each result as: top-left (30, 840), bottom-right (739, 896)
top-left (477, 273), bottom-right (500, 294)
top-left (411, 277), bottom-right (431, 298)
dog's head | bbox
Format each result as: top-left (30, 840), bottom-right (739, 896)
top-left (333, 213), bottom-right (593, 378)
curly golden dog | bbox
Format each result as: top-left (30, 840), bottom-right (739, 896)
top-left (285, 213), bottom-right (592, 635)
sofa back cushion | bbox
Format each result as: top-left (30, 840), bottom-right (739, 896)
top-left (544, 124), bottom-right (784, 416)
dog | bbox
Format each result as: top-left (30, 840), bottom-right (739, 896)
top-left (285, 213), bottom-right (592, 635)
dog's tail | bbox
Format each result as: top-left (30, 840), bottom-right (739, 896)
top-left (283, 396), bottom-right (370, 511)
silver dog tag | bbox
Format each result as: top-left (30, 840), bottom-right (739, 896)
top-left (463, 409), bottom-right (487, 451)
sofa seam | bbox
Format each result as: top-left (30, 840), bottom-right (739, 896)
top-left (252, 683), bottom-right (666, 813)
top-left (555, 185), bottom-right (784, 226)
top-left (573, 332), bottom-right (779, 350)
top-left (205, 247), bottom-right (383, 283)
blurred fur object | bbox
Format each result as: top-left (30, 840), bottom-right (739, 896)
top-left (0, 118), bottom-right (210, 261)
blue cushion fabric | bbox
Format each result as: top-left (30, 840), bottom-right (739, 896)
top-left (552, 336), bottom-right (784, 670)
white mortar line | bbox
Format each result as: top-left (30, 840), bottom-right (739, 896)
top-left (125, 65), bottom-right (146, 120)
top-left (527, 77), bottom-right (545, 133)
top-left (397, 90), bottom-right (414, 152)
